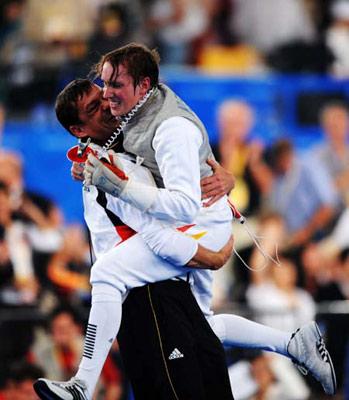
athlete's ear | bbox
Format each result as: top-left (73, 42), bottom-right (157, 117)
top-left (138, 77), bottom-right (151, 96)
top-left (70, 124), bottom-right (88, 138)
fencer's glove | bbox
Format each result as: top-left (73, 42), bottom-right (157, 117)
top-left (84, 150), bottom-right (158, 212)
top-left (84, 151), bottom-right (128, 196)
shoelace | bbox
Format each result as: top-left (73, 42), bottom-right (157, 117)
top-left (295, 363), bottom-right (309, 376)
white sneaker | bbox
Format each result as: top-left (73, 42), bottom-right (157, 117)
top-left (33, 377), bottom-right (89, 400)
top-left (287, 321), bottom-right (336, 395)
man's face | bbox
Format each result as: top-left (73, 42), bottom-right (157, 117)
top-left (101, 61), bottom-right (149, 117)
top-left (51, 312), bottom-right (80, 347)
top-left (72, 84), bottom-right (116, 142)
top-left (322, 107), bottom-right (349, 143)
top-left (275, 150), bottom-right (293, 175)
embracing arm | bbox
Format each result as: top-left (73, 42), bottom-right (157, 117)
top-left (187, 236), bottom-right (234, 270)
top-left (107, 194), bottom-right (232, 270)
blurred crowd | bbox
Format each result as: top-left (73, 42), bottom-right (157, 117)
top-left (0, 150), bottom-right (129, 398)
top-left (2, 0), bottom-right (349, 116)
top-left (212, 99), bottom-right (349, 399)
top-left (1, 0), bottom-right (349, 399)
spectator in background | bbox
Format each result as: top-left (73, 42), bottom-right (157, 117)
top-left (0, 181), bottom-right (38, 387)
top-left (231, 0), bottom-right (334, 73)
top-left (216, 100), bottom-right (265, 215)
top-left (228, 349), bottom-right (307, 400)
top-left (311, 102), bottom-right (349, 205)
top-left (326, 0), bottom-right (349, 77)
top-left (86, 3), bottom-right (131, 65)
top-left (0, 0), bottom-right (26, 50)
top-left (47, 225), bottom-right (91, 306)
top-left (300, 242), bottom-right (335, 297)
top-left (0, 150), bottom-right (63, 288)
top-left (264, 139), bottom-right (340, 247)
top-left (195, 0), bottom-right (236, 48)
top-left (33, 306), bottom-right (85, 381)
top-left (23, 0), bottom-right (93, 46)
top-left (246, 252), bottom-right (313, 399)
top-left (33, 306), bottom-right (125, 399)
top-left (0, 361), bottom-right (44, 400)
top-left (146, 0), bottom-right (209, 64)
top-left (231, 0), bottom-right (317, 55)
top-left (0, 150), bottom-right (23, 208)
top-left (213, 100), bottom-right (271, 303)
top-left (248, 352), bottom-right (286, 400)
top-left (0, 180), bottom-right (37, 305)
top-left (247, 254), bottom-right (316, 332)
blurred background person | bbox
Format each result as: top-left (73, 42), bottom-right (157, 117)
top-left (0, 361), bottom-right (44, 400)
top-left (326, 0), bottom-right (349, 77)
top-left (231, 0), bottom-right (317, 55)
top-left (146, 0), bottom-right (209, 65)
top-left (46, 224), bottom-right (91, 307)
top-left (215, 99), bottom-right (266, 215)
top-left (246, 251), bottom-right (314, 399)
top-left (0, 180), bottom-right (37, 305)
top-left (310, 101), bottom-right (349, 206)
top-left (32, 306), bottom-right (126, 399)
top-left (86, 3), bottom-right (132, 64)
top-left (263, 139), bottom-right (340, 247)
top-left (33, 306), bottom-right (85, 381)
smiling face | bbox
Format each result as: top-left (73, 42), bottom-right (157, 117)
top-left (70, 84), bottom-right (117, 142)
top-left (101, 61), bottom-right (150, 117)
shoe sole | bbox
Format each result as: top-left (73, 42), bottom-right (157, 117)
top-left (33, 380), bottom-right (65, 400)
top-left (313, 321), bottom-right (337, 395)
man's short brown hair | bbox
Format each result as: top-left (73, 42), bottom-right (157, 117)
top-left (93, 43), bottom-right (160, 89)
top-left (55, 79), bottom-right (94, 135)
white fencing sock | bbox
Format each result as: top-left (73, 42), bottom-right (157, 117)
top-left (75, 283), bottom-right (122, 399)
top-left (209, 314), bottom-right (291, 356)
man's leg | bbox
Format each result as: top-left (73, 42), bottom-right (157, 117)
top-left (209, 314), bottom-right (289, 355)
top-left (34, 234), bottom-right (197, 399)
top-left (75, 284), bottom-right (122, 397)
top-left (118, 280), bottom-right (234, 400)
top-left (209, 314), bottom-right (336, 395)
top-left (34, 282), bottom-right (122, 400)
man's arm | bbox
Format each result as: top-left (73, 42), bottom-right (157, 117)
top-left (187, 236), bottom-right (234, 270)
top-left (107, 193), bottom-right (232, 269)
top-left (77, 157), bottom-right (234, 206)
top-left (288, 205), bottom-right (335, 247)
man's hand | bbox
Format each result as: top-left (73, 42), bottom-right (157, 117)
top-left (84, 150), bottom-right (158, 211)
top-left (186, 235), bottom-right (234, 270)
top-left (84, 151), bottom-right (129, 196)
top-left (71, 162), bottom-right (85, 181)
top-left (201, 159), bottom-right (235, 207)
